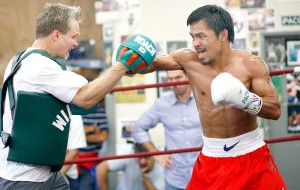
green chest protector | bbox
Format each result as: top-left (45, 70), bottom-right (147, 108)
top-left (0, 50), bottom-right (75, 172)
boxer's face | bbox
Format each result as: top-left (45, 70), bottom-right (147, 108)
top-left (189, 20), bottom-right (222, 65)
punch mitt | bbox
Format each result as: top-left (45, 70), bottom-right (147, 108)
top-left (111, 47), bottom-right (134, 77)
top-left (116, 34), bottom-right (156, 74)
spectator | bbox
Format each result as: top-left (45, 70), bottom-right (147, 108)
top-left (132, 70), bottom-right (203, 190)
top-left (96, 143), bottom-right (165, 190)
top-left (71, 68), bottom-right (109, 190)
top-left (77, 99), bottom-right (108, 190)
top-left (0, 3), bottom-right (133, 189)
top-left (61, 115), bottom-right (87, 190)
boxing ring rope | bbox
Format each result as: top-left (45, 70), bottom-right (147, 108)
top-left (110, 67), bottom-right (300, 93)
top-left (65, 135), bottom-right (300, 165)
top-left (65, 66), bottom-right (300, 165)
top-left (111, 81), bottom-right (189, 92)
top-left (269, 66), bottom-right (300, 77)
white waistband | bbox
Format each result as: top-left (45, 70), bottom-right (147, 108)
top-left (202, 128), bottom-right (265, 157)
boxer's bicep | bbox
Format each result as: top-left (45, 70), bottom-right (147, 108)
top-left (251, 57), bottom-right (274, 97)
top-left (251, 58), bottom-right (281, 119)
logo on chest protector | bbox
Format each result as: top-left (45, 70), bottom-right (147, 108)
top-left (52, 105), bottom-right (71, 131)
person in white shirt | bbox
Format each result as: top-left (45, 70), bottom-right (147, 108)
top-left (0, 3), bottom-right (146, 190)
top-left (96, 143), bottom-right (165, 190)
top-left (61, 115), bottom-right (87, 190)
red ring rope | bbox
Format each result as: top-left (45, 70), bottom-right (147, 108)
top-left (64, 135), bottom-right (300, 165)
top-left (111, 81), bottom-right (189, 92)
top-left (110, 67), bottom-right (298, 92)
top-left (270, 69), bottom-right (295, 76)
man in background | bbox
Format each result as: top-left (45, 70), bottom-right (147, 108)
top-left (96, 143), bottom-right (165, 190)
top-left (132, 70), bottom-right (203, 190)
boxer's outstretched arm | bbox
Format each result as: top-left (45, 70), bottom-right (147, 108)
top-left (145, 48), bottom-right (195, 73)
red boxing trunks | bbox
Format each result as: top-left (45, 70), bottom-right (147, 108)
top-left (186, 128), bottom-right (287, 190)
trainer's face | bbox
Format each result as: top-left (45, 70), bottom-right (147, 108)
top-left (57, 19), bottom-right (80, 59)
top-left (167, 70), bottom-right (189, 96)
top-left (189, 20), bottom-right (222, 65)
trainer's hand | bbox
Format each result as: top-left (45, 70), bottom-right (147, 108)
top-left (116, 34), bottom-right (156, 75)
top-left (111, 46), bottom-right (135, 77)
top-left (211, 72), bottom-right (262, 115)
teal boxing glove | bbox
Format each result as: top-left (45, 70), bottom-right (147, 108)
top-left (116, 34), bottom-right (156, 74)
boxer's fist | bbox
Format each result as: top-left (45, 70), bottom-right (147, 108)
top-left (211, 72), bottom-right (262, 115)
top-left (116, 34), bottom-right (156, 74)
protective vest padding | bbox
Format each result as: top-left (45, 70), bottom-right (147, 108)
top-left (71, 103), bottom-right (97, 115)
top-left (7, 91), bottom-right (70, 171)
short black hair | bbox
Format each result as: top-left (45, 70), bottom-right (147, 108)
top-left (186, 5), bottom-right (234, 43)
top-left (134, 143), bottom-right (147, 153)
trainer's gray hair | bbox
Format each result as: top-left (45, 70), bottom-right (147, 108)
top-left (35, 3), bottom-right (81, 38)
